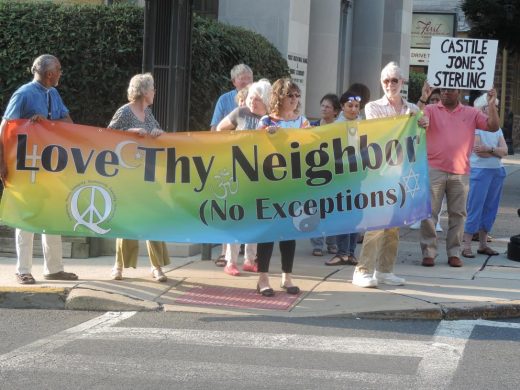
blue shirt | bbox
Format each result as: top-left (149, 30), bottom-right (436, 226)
top-left (210, 89), bottom-right (237, 127)
top-left (258, 115), bottom-right (310, 129)
top-left (2, 81), bottom-right (69, 120)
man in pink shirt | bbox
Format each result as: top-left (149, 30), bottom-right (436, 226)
top-left (417, 86), bottom-right (500, 267)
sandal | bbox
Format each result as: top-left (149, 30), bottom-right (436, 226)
top-left (472, 234), bottom-right (493, 242)
top-left (477, 247), bottom-right (499, 256)
top-left (16, 273), bottom-right (35, 284)
top-left (312, 248), bottom-right (324, 256)
top-left (325, 255), bottom-right (348, 266)
top-left (461, 248), bottom-right (475, 258)
top-left (346, 255), bottom-right (358, 265)
top-left (214, 254), bottom-right (227, 267)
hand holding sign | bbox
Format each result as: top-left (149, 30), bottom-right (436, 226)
top-left (486, 88), bottom-right (497, 106)
top-left (427, 37), bottom-right (498, 90)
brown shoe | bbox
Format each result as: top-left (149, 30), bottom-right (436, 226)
top-left (422, 257), bottom-right (435, 267)
top-left (16, 273), bottom-right (36, 284)
top-left (448, 256), bottom-right (463, 267)
top-left (43, 271), bottom-right (78, 280)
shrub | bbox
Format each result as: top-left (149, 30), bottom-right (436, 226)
top-left (0, 2), bottom-right (289, 130)
top-left (189, 15), bottom-right (289, 129)
top-left (0, 1), bottom-right (143, 126)
top-left (408, 71), bottom-right (426, 104)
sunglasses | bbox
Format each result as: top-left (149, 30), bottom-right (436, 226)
top-left (346, 96), bottom-right (362, 102)
top-left (382, 78), bottom-right (400, 85)
top-left (440, 88), bottom-right (456, 93)
top-left (287, 93), bottom-right (301, 98)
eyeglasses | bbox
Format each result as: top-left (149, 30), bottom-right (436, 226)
top-left (346, 96), bottom-right (362, 102)
top-left (382, 78), bottom-right (400, 85)
top-left (287, 93), bottom-right (301, 99)
top-left (440, 88), bottom-right (456, 93)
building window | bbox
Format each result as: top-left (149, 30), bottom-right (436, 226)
top-left (193, 0), bottom-right (218, 19)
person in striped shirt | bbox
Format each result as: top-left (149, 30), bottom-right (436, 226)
top-left (352, 62), bottom-right (419, 288)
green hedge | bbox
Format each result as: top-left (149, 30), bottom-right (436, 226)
top-left (0, 1), bottom-right (143, 126)
top-left (0, 1), bottom-right (289, 130)
top-left (408, 71), bottom-right (427, 104)
top-left (190, 16), bottom-right (290, 129)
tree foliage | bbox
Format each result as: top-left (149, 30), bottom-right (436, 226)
top-left (0, 1), bottom-right (289, 130)
top-left (190, 15), bottom-right (289, 130)
top-left (408, 71), bottom-right (427, 104)
top-left (461, 0), bottom-right (520, 52)
top-left (0, 1), bottom-right (143, 126)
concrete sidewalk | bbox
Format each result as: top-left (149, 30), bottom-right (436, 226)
top-left (1, 155), bottom-right (519, 319)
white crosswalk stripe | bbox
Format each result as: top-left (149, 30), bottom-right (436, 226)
top-left (0, 312), bottom-right (518, 388)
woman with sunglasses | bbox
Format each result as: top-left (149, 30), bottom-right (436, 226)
top-left (352, 62), bottom-right (419, 288)
top-left (254, 78), bottom-right (309, 296)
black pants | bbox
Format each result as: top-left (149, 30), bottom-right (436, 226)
top-left (256, 240), bottom-right (295, 273)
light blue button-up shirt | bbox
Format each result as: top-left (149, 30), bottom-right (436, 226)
top-left (3, 81), bottom-right (69, 120)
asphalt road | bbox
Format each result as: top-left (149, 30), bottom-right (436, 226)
top-left (0, 309), bottom-right (519, 389)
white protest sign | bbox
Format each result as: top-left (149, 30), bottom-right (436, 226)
top-left (427, 37), bottom-right (498, 90)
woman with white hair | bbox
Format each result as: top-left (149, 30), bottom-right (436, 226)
top-left (216, 79), bottom-right (272, 276)
top-left (461, 94), bottom-right (507, 258)
top-left (108, 73), bottom-right (170, 282)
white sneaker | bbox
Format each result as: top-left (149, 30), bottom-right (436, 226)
top-left (374, 271), bottom-right (405, 286)
top-left (152, 267), bottom-right (167, 282)
top-left (111, 268), bottom-right (122, 280)
top-left (352, 270), bottom-right (378, 288)
top-left (409, 221), bottom-right (421, 230)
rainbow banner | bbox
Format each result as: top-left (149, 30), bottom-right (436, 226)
top-left (0, 116), bottom-right (430, 243)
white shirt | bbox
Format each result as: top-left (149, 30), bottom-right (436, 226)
top-left (365, 95), bottom-right (418, 120)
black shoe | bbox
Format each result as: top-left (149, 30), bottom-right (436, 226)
top-left (280, 283), bottom-right (300, 294)
top-left (256, 283), bottom-right (274, 297)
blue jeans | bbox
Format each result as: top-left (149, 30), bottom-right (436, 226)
top-left (310, 235), bottom-right (336, 250)
top-left (336, 233), bottom-right (358, 256)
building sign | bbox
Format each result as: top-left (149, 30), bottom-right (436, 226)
top-left (410, 48), bottom-right (430, 66)
top-left (411, 13), bottom-right (456, 49)
top-left (427, 37), bottom-right (498, 90)
top-left (287, 52), bottom-right (307, 106)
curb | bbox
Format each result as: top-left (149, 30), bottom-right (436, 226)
top-left (65, 288), bottom-right (162, 312)
top-left (0, 287), bottom-right (68, 310)
top-left (2, 288), bottom-right (520, 321)
top-left (441, 301), bottom-right (520, 320)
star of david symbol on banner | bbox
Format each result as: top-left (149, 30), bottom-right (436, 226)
top-left (401, 167), bottom-right (421, 198)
